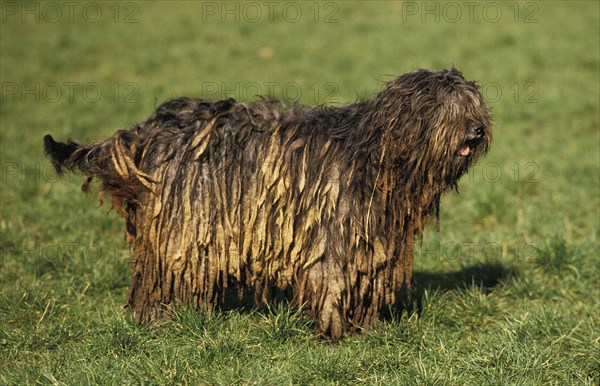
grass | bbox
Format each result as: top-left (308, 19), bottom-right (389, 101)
top-left (1, 1), bottom-right (598, 384)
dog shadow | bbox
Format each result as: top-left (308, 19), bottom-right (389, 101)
top-left (401, 262), bottom-right (517, 316)
top-left (217, 262), bottom-right (516, 319)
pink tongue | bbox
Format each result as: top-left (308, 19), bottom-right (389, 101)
top-left (460, 146), bottom-right (470, 156)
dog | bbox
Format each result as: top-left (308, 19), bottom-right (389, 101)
top-left (44, 68), bottom-right (491, 339)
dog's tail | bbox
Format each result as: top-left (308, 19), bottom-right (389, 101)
top-left (43, 133), bottom-right (155, 204)
top-left (43, 135), bottom-right (83, 176)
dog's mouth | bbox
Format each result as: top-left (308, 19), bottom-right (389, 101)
top-left (459, 144), bottom-right (472, 157)
top-left (458, 124), bottom-right (485, 157)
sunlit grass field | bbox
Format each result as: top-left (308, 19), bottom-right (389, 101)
top-left (1, 1), bottom-right (598, 384)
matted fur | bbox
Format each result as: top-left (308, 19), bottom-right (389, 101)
top-left (44, 68), bottom-right (491, 339)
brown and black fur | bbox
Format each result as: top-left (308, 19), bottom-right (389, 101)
top-left (44, 68), bottom-right (491, 340)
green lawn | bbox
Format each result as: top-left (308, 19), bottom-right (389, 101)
top-left (1, 1), bottom-right (598, 384)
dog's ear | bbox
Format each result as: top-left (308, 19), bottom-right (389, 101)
top-left (43, 135), bottom-right (80, 175)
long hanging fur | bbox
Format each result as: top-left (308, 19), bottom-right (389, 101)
top-left (44, 68), bottom-right (491, 340)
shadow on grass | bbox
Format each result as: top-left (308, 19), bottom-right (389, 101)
top-left (166, 262), bottom-right (517, 338)
top-left (402, 262), bottom-right (518, 316)
top-left (414, 262), bottom-right (516, 292)
top-left (216, 262), bottom-right (516, 317)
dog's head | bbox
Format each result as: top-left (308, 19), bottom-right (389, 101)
top-left (431, 68), bottom-right (492, 164)
top-left (371, 68), bottom-right (492, 187)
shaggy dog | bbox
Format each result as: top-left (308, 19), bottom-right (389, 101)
top-left (44, 68), bottom-right (491, 339)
